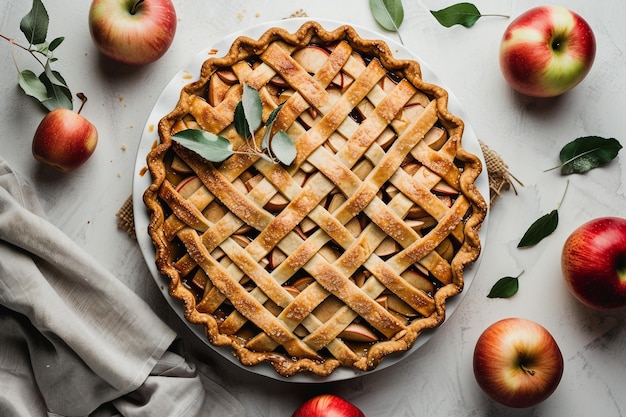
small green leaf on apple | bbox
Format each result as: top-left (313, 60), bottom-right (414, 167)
top-left (547, 136), bottom-right (622, 175)
top-left (430, 2), bottom-right (508, 28)
top-left (518, 181), bottom-right (569, 248)
top-left (487, 271), bottom-right (523, 298)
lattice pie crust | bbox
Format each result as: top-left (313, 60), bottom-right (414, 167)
top-left (144, 21), bottom-right (487, 377)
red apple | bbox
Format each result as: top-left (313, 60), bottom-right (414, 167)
top-left (32, 108), bottom-right (98, 173)
top-left (561, 217), bottom-right (626, 310)
top-left (88, 0), bottom-right (177, 66)
top-left (473, 318), bottom-right (564, 408)
top-left (292, 394), bottom-right (365, 417)
top-left (499, 5), bottom-right (596, 97)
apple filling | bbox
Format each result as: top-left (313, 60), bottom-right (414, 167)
top-left (144, 21), bottom-right (486, 376)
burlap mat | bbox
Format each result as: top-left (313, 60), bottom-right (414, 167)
top-left (116, 141), bottom-right (519, 239)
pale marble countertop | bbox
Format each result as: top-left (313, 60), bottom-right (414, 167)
top-left (1, 0), bottom-right (625, 416)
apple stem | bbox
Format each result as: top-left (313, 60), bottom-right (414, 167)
top-left (520, 364), bottom-right (536, 376)
top-left (130, 0), bottom-right (145, 15)
top-left (76, 92), bottom-right (88, 115)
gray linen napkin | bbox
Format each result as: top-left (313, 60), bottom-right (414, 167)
top-left (0, 158), bottom-right (244, 417)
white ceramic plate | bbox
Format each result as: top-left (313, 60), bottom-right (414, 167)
top-left (133, 18), bottom-right (489, 383)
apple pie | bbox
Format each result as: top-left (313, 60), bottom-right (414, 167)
top-left (143, 21), bottom-right (487, 377)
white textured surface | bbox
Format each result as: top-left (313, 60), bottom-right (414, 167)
top-left (1, 0), bottom-right (625, 415)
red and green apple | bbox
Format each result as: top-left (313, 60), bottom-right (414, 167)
top-left (88, 0), bottom-right (177, 66)
top-left (292, 394), bottom-right (365, 417)
top-left (473, 318), bottom-right (564, 408)
top-left (499, 5), bottom-right (596, 98)
top-left (562, 217), bottom-right (626, 310)
top-left (32, 108), bottom-right (98, 173)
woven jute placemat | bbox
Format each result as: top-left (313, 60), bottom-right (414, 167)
top-left (116, 141), bottom-right (519, 239)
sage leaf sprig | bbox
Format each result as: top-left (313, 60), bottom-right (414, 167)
top-left (546, 136), bottom-right (622, 175)
top-left (430, 2), bottom-right (509, 28)
top-left (1, 0), bottom-right (73, 111)
top-left (518, 180), bottom-right (569, 248)
top-left (171, 130), bottom-right (234, 163)
top-left (487, 271), bottom-right (524, 299)
top-left (173, 84), bottom-right (296, 165)
top-left (369, 0), bottom-right (405, 34)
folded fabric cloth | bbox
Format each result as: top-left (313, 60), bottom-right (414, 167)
top-left (0, 158), bottom-right (244, 417)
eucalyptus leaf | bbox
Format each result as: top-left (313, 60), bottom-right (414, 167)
top-left (487, 272), bottom-right (523, 298)
top-left (430, 2), bottom-right (482, 28)
top-left (242, 84), bottom-right (262, 133)
top-left (369, 0), bottom-right (404, 32)
top-left (558, 136), bottom-right (622, 175)
top-left (270, 131), bottom-right (297, 166)
top-left (518, 210), bottom-right (558, 248)
top-left (20, 0), bottom-right (49, 45)
top-left (18, 69), bottom-right (50, 103)
top-left (172, 129), bottom-right (234, 162)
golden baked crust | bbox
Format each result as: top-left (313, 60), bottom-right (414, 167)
top-left (143, 21), bottom-right (487, 377)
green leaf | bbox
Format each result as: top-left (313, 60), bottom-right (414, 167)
top-left (234, 101), bottom-right (250, 138)
top-left (20, 0), bottom-right (49, 45)
top-left (369, 0), bottom-right (404, 32)
top-left (430, 2), bottom-right (482, 28)
top-left (262, 102), bottom-right (286, 150)
top-left (242, 84), bottom-right (262, 133)
top-left (44, 61), bottom-right (68, 87)
top-left (40, 84), bottom-right (72, 111)
top-left (48, 36), bottom-right (64, 51)
top-left (172, 129), bottom-right (234, 162)
top-left (18, 69), bottom-right (50, 103)
top-left (34, 42), bottom-right (50, 54)
top-left (265, 102), bottom-right (285, 128)
top-left (487, 272), bottom-right (523, 298)
top-left (39, 71), bottom-right (73, 110)
top-left (558, 136), bottom-right (622, 175)
top-left (518, 210), bottom-right (559, 248)
top-left (270, 131), bottom-right (297, 166)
